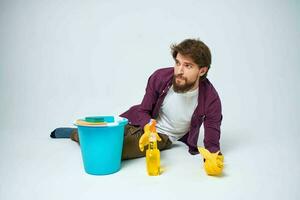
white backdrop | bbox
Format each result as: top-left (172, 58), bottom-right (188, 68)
top-left (0, 0), bottom-right (299, 199)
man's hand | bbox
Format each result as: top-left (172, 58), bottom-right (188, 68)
top-left (198, 147), bottom-right (224, 176)
top-left (139, 122), bottom-right (161, 152)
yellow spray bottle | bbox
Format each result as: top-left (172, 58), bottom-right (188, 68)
top-left (145, 120), bottom-right (160, 176)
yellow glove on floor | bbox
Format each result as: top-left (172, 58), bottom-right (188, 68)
top-left (139, 122), bottom-right (161, 152)
top-left (198, 147), bottom-right (224, 176)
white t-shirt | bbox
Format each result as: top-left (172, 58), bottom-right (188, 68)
top-left (156, 86), bottom-right (198, 142)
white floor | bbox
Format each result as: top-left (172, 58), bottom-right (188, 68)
top-left (1, 128), bottom-right (299, 200)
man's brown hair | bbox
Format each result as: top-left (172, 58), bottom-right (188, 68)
top-left (171, 38), bottom-right (211, 80)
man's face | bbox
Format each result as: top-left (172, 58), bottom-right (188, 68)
top-left (173, 53), bottom-right (207, 93)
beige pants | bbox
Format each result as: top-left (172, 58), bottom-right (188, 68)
top-left (71, 125), bottom-right (172, 160)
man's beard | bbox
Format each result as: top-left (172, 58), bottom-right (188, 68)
top-left (172, 74), bottom-right (198, 93)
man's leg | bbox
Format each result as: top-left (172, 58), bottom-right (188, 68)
top-left (70, 129), bottom-right (80, 143)
top-left (121, 125), bottom-right (172, 160)
top-left (70, 125), bottom-right (172, 160)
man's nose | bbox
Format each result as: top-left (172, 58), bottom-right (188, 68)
top-left (178, 64), bottom-right (184, 74)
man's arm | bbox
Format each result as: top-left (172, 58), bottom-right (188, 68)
top-left (203, 94), bottom-right (222, 153)
top-left (135, 72), bottom-right (160, 127)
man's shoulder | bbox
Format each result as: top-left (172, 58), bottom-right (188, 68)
top-left (146, 67), bottom-right (173, 92)
top-left (151, 67), bottom-right (173, 78)
top-left (148, 67), bottom-right (173, 84)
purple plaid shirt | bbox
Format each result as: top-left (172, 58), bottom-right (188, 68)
top-left (120, 67), bottom-right (222, 155)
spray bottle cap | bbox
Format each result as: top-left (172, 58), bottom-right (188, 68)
top-left (149, 119), bottom-right (157, 132)
top-left (148, 119), bottom-right (157, 142)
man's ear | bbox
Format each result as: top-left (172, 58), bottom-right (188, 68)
top-left (199, 66), bottom-right (208, 76)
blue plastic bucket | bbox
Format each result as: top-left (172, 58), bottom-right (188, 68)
top-left (74, 116), bottom-right (128, 175)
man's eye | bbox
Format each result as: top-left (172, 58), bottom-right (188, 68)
top-left (185, 64), bottom-right (192, 69)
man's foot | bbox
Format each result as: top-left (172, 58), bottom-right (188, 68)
top-left (50, 128), bottom-right (75, 138)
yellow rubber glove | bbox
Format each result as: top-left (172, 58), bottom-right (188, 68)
top-left (139, 121), bottom-right (161, 152)
top-left (198, 147), bottom-right (224, 176)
